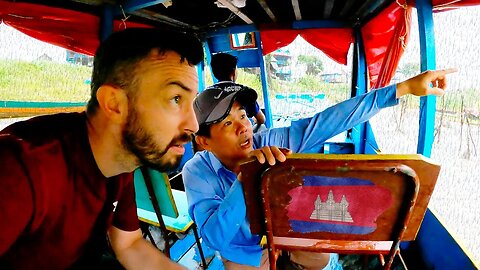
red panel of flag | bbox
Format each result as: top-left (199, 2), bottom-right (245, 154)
top-left (286, 176), bottom-right (392, 234)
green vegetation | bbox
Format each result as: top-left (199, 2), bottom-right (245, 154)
top-left (2, 59), bottom-right (477, 120)
top-left (0, 60), bottom-right (91, 102)
top-left (297, 55), bottom-right (324, 76)
top-left (235, 69), bottom-right (349, 104)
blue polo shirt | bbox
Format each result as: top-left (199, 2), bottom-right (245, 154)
top-left (182, 85), bottom-right (398, 266)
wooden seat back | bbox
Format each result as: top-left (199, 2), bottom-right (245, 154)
top-left (240, 154), bottom-right (440, 270)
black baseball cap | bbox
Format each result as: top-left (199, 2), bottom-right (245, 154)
top-left (194, 82), bottom-right (258, 126)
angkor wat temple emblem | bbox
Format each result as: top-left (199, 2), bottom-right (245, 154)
top-left (310, 190), bottom-right (353, 222)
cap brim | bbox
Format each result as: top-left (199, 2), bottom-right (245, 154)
top-left (204, 88), bottom-right (257, 125)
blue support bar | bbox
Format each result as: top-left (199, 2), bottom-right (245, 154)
top-left (207, 26), bottom-right (258, 37)
top-left (233, 34), bottom-right (240, 47)
top-left (0, 101), bottom-right (86, 108)
top-left (117, 0), bottom-right (167, 14)
top-left (255, 32), bottom-right (273, 128)
top-left (350, 27), bottom-right (368, 154)
top-left (364, 122), bottom-right (380, 154)
top-left (197, 60), bottom-right (205, 93)
top-left (206, 20), bottom-right (349, 38)
top-left (100, 6), bottom-right (114, 41)
top-left (292, 20), bottom-right (348, 29)
top-left (416, 0), bottom-right (437, 157)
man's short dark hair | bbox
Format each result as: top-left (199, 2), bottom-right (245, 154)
top-left (210, 53), bottom-right (237, 81)
top-left (196, 124), bottom-right (211, 138)
top-left (87, 28), bottom-right (204, 114)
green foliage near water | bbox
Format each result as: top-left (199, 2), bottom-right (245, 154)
top-left (0, 60), bottom-right (91, 102)
top-left (235, 69), bottom-right (350, 104)
top-left (3, 59), bottom-right (477, 117)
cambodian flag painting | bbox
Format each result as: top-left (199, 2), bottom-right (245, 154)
top-left (287, 176), bottom-right (392, 234)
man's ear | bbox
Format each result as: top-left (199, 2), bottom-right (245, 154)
top-left (195, 135), bottom-right (211, 151)
top-left (96, 85), bottom-right (128, 124)
top-left (231, 69), bottom-right (237, 81)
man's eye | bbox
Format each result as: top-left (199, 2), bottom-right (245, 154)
top-left (224, 121), bottom-right (232, 126)
top-left (241, 114), bottom-right (246, 119)
top-left (172, 96), bottom-right (181, 104)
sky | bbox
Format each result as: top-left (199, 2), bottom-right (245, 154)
top-left (405, 7), bottom-right (480, 91)
top-left (0, 24), bottom-right (65, 62)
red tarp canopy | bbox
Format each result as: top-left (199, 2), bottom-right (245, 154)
top-left (260, 1), bottom-right (411, 88)
top-left (0, 1), bottom-right (152, 56)
top-left (260, 28), bottom-right (354, 66)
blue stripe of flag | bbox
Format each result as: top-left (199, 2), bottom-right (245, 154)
top-left (290, 220), bottom-right (375, 234)
top-left (303, 176), bottom-right (374, 186)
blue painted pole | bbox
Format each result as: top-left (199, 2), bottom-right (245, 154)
top-left (120, 0), bottom-right (167, 13)
top-left (351, 27), bottom-right (368, 154)
top-left (255, 32), bottom-right (273, 128)
top-left (234, 33), bottom-right (241, 47)
top-left (100, 6), bottom-right (114, 42)
top-left (416, 0), bottom-right (437, 157)
top-left (197, 59), bottom-right (205, 93)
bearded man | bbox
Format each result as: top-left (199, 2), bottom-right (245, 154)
top-left (0, 28), bottom-right (203, 270)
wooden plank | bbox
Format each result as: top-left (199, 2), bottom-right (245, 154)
top-left (216, 0), bottom-right (253, 24)
top-left (0, 107), bottom-right (85, 118)
top-left (130, 9), bottom-right (197, 30)
top-left (339, 0), bottom-right (358, 18)
top-left (323, 0), bottom-right (335, 19)
top-left (273, 237), bottom-right (393, 254)
top-left (291, 0), bottom-right (302, 20)
top-left (256, 0), bottom-right (277, 22)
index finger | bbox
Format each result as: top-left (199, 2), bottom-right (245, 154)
top-left (270, 146), bottom-right (288, 163)
top-left (435, 68), bottom-right (458, 76)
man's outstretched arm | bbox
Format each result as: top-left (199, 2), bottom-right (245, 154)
top-left (396, 68), bottom-right (457, 98)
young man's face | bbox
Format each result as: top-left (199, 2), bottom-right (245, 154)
top-left (202, 101), bottom-right (254, 167)
top-left (123, 50), bottom-right (199, 171)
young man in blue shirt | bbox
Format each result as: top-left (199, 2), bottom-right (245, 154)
top-left (183, 69), bottom-right (455, 269)
top-left (209, 53), bottom-right (266, 127)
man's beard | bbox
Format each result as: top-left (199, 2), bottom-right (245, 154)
top-left (123, 107), bottom-right (191, 172)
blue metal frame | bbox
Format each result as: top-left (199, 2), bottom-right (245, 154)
top-left (291, 20), bottom-right (348, 29)
top-left (255, 32), bottom-right (273, 128)
top-left (119, 0), bottom-right (168, 13)
top-left (414, 2), bottom-right (477, 269)
top-left (197, 60), bottom-right (205, 93)
top-left (416, 0), bottom-right (437, 157)
top-left (100, 6), bottom-right (114, 41)
top-left (206, 20), bottom-right (349, 38)
top-left (350, 27), bottom-right (368, 154)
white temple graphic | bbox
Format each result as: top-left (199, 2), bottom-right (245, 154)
top-left (310, 190), bottom-right (353, 222)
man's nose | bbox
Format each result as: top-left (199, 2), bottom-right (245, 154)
top-left (184, 105), bottom-right (199, 134)
top-left (236, 120), bottom-right (249, 135)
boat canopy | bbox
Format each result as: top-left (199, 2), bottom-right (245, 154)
top-left (1, 0), bottom-right (479, 87)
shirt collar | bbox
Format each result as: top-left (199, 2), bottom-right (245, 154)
top-left (207, 151), bottom-right (227, 174)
